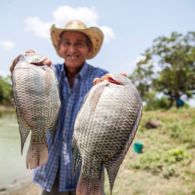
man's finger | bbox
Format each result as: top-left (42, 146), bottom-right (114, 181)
top-left (43, 58), bottom-right (52, 66)
top-left (93, 78), bottom-right (102, 85)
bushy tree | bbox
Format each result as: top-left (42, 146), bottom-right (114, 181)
top-left (130, 32), bottom-right (195, 108)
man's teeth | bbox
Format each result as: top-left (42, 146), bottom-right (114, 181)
top-left (68, 55), bottom-right (78, 59)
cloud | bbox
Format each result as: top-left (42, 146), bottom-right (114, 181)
top-left (0, 40), bottom-right (14, 51)
top-left (24, 17), bottom-right (52, 39)
top-left (100, 26), bottom-right (116, 43)
top-left (24, 5), bottom-right (115, 43)
top-left (52, 6), bottom-right (98, 26)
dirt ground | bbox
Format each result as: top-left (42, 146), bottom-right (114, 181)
top-left (13, 184), bottom-right (40, 195)
top-left (14, 184), bottom-right (41, 195)
top-left (0, 182), bottom-right (41, 195)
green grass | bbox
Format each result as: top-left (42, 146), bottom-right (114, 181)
top-left (104, 107), bottom-right (195, 195)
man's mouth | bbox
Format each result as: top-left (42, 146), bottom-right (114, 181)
top-left (67, 55), bottom-right (79, 60)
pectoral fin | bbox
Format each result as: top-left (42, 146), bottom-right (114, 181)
top-left (17, 110), bottom-right (31, 154)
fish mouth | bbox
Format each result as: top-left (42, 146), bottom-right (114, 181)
top-left (105, 74), bottom-right (131, 86)
top-left (103, 74), bottom-right (123, 85)
top-left (107, 77), bottom-right (122, 85)
top-left (101, 74), bottom-right (130, 85)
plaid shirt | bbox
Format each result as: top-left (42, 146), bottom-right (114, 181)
top-left (33, 62), bottom-right (108, 192)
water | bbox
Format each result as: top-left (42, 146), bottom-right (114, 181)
top-left (0, 113), bottom-right (31, 186)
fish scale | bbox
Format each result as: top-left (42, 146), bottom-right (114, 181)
top-left (11, 53), bottom-right (61, 169)
top-left (73, 74), bottom-right (142, 195)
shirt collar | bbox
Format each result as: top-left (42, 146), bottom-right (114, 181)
top-left (77, 62), bottom-right (89, 79)
top-left (60, 62), bottom-right (89, 79)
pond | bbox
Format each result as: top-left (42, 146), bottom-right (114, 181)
top-left (0, 113), bottom-right (31, 186)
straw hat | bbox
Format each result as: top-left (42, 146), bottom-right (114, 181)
top-left (50, 20), bottom-right (104, 59)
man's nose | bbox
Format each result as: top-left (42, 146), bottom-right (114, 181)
top-left (68, 44), bottom-right (77, 52)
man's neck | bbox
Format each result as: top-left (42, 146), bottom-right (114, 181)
top-left (65, 65), bottom-right (82, 88)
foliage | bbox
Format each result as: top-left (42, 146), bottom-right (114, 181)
top-left (0, 76), bottom-right (12, 105)
top-left (130, 32), bottom-right (195, 108)
top-left (129, 147), bottom-right (190, 176)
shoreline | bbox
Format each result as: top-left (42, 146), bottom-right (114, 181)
top-left (0, 105), bottom-right (15, 114)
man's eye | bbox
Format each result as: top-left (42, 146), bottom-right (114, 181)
top-left (61, 40), bottom-right (70, 46)
top-left (75, 42), bottom-right (86, 48)
top-left (60, 40), bottom-right (86, 48)
top-left (75, 42), bottom-right (83, 47)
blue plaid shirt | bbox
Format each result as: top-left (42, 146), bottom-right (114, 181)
top-left (33, 62), bottom-right (108, 192)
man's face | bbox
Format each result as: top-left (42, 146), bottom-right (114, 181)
top-left (58, 31), bottom-right (91, 71)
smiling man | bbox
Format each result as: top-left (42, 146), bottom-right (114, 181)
top-left (32, 20), bottom-right (108, 195)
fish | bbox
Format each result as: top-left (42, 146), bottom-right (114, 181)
top-left (72, 74), bottom-right (142, 195)
top-left (11, 52), bottom-right (61, 169)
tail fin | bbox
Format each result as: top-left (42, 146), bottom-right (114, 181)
top-left (76, 173), bottom-right (105, 195)
top-left (26, 142), bottom-right (48, 169)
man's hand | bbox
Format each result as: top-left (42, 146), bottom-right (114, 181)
top-left (93, 73), bottom-right (128, 85)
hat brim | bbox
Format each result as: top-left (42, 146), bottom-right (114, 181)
top-left (50, 25), bottom-right (104, 59)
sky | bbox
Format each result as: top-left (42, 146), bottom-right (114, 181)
top-left (0, 0), bottom-right (195, 77)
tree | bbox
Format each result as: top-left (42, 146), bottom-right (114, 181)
top-left (130, 32), bottom-right (195, 108)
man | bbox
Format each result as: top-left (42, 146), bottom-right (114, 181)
top-left (33, 20), bottom-right (108, 195)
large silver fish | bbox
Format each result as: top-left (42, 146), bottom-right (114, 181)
top-left (11, 52), bottom-right (61, 169)
top-left (73, 74), bottom-right (142, 195)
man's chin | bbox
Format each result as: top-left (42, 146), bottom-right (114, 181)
top-left (65, 63), bottom-right (83, 71)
